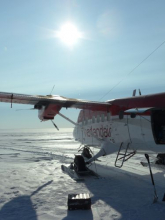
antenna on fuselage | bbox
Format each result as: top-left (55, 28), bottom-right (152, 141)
top-left (132, 89), bottom-right (142, 96)
top-left (132, 89), bottom-right (136, 96)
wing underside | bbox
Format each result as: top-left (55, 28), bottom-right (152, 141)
top-left (0, 92), bottom-right (111, 111)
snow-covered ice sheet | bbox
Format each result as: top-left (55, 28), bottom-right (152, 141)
top-left (0, 129), bottom-right (165, 220)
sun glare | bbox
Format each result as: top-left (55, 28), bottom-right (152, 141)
top-left (56, 22), bottom-right (82, 47)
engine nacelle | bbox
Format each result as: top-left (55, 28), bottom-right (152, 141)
top-left (38, 104), bottom-right (61, 121)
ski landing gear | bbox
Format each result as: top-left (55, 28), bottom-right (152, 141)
top-left (61, 154), bottom-right (99, 181)
top-left (61, 155), bottom-right (90, 181)
top-left (156, 154), bottom-right (165, 165)
top-left (145, 154), bottom-right (158, 203)
top-left (74, 154), bottom-right (89, 173)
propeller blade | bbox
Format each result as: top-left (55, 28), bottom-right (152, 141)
top-left (51, 120), bottom-right (59, 131)
top-left (16, 108), bottom-right (35, 111)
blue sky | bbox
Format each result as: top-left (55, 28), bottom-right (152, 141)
top-left (0, 0), bottom-right (165, 129)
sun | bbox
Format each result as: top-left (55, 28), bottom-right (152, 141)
top-left (56, 22), bottom-right (82, 47)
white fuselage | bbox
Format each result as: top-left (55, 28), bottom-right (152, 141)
top-left (73, 110), bottom-right (165, 154)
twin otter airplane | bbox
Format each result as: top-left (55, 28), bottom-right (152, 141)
top-left (0, 90), bottom-right (165, 169)
top-left (2, 89), bottom-right (165, 201)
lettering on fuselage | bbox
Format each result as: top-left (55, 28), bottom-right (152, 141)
top-left (85, 125), bottom-right (111, 138)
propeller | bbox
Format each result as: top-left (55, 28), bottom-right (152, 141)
top-left (16, 105), bottom-right (42, 111)
top-left (16, 108), bottom-right (36, 111)
top-left (51, 120), bottom-right (59, 131)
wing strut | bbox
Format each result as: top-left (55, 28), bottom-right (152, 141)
top-left (58, 112), bottom-right (78, 126)
top-left (58, 112), bottom-right (103, 142)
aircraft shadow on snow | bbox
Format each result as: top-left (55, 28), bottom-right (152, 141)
top-left (1, 157), bottom-right (165, 219)
top-left (0, 180), bottom-right (53, 220)
top-left (63, 163), bottom-right (165, 220)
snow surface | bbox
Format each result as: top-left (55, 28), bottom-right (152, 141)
top-left (0, 128), bottom-right (165, 220)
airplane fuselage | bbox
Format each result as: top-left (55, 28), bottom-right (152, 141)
top-left (73, 93), bottom-right (165, 154)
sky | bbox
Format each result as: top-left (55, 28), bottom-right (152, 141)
top-left (0, 0), bottom-right (165, 129)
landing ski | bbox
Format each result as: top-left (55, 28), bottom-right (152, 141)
top-left (61, 164), bottom-right (99, 181)
top-left (61, 165), bottom-right (84, 181)
top-left (140, 161), bottom-right (165, 169)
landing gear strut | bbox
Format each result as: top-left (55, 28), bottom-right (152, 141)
top-left (78, 146), bottom-right (93, 159)
top-left (145, 154), bottom-right (158, 203)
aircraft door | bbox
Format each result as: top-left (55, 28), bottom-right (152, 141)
top-left (140, 114), bottom-right (155, 147)
top-left (144, 110), bottom-right (165, 146)
top-left (111, 115), bottom-right (130, 144)
top-left (127, 115), bottom-right (145, 150)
